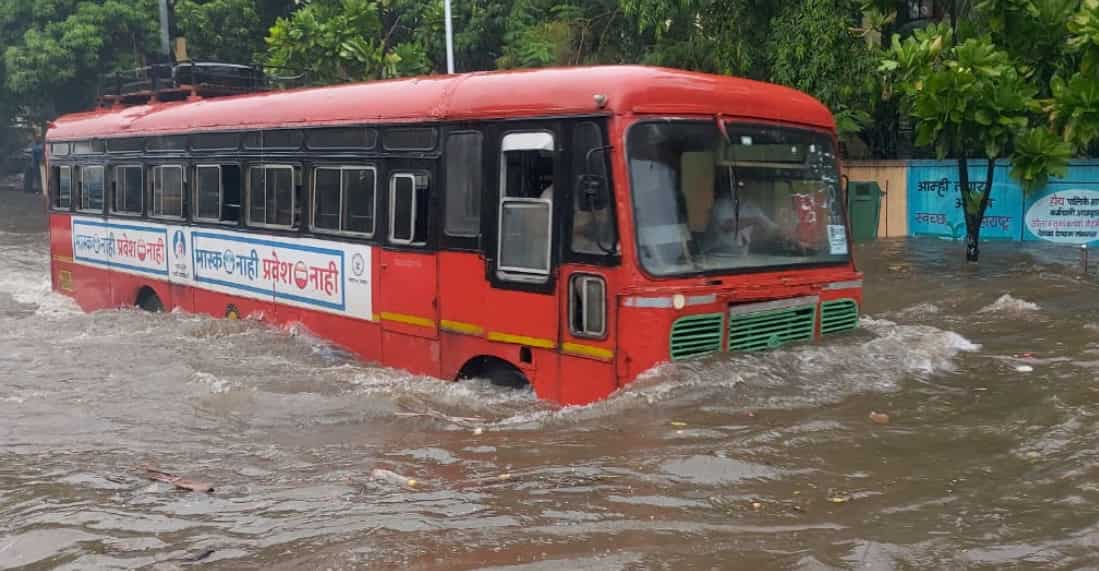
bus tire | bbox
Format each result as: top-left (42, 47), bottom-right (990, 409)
top-left (458, 356), bottom-right (530, 390)
top-left (136, 287), bottom-right (163, 313)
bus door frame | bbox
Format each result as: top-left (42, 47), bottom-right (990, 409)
top-left (480, 120), bottom-right (566, 397)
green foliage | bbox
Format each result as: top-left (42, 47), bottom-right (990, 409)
top-left (971, 0), bottom-right (1078, 95)
top-left (175, 0), bottom-right (265, 62)
top-left (883, 28), bottom-right (1032, 160)
top-left (768, 0), bottom-right (879, 141)
top-left (496, 0), bottom-right (626, 69)
top-left (3, 0), bottom-right (159, 130)
top-left (1051, 72), bottom-right (1099, 150)
top-left (1010, 126), bottom-right (1073, 192)
top-left (265, 0), bottom-right (436, 82)
top-left (1068, 0), bottom-right (1099, 74)
top-left (620, 0), bottom-right (788, 76)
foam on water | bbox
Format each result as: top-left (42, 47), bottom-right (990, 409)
top-left (434, 317), bottom-right (981, 430)
top-left (979, 293), bottom-right (1041, 314)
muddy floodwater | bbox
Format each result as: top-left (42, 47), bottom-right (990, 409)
top-left (2, 190), bottom-right (1099, 570)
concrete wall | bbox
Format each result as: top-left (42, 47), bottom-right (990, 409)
top-left (846, 158), bottom-right (1099, 245)
top-left (844, 161), bottom-right (908, 238)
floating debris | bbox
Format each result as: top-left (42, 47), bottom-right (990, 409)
top-left (869, 411), bottom-right (891, 425)
top-left (141, 465), bottom-right (214, 493)
top-left (370, 468), bottom-right (418, 490)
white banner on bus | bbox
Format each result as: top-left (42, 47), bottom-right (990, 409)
top-left (71, 218), bottom-right (170, 277)
top-left (71, 217), bottom-right (373, 321)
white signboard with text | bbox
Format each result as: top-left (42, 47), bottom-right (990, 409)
top-left (71, 217), bottom-right (372, 320)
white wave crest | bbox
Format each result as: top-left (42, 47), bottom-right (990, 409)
top-left (979, 294), bottom-right (1040, 314)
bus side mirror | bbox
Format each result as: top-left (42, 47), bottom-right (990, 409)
top-left (577, 174), bottom-right (608, 212)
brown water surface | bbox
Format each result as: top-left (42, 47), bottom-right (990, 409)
top-left (1, 190), bottom-right (1097, 570)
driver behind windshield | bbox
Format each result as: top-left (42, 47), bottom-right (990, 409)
top-left (701, 178), bottom-right (795, 255)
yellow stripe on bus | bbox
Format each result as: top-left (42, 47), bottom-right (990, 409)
top-left (486, 332), bottom-right (556, 349)
top-left (52, 255), bottom-right (74, 264)
top-left (561, 342), bottom-right (614, 361)
top-left (440, 319), bottom-right (484, 336)
top-left (378, 311), bottom-right (436, 329)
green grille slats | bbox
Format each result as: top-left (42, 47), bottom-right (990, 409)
top-left (820, 299), bottom-right (859, 335)
top-left (670, 313), bottom-right (724, 360)
top-left (729, 304), bottom-right (816, 352)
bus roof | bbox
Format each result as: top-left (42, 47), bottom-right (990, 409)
top-left (47, 66), bottom-right (835, 141)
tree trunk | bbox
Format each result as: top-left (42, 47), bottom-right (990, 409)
top-left (960, 157), bottom-right (996, 263)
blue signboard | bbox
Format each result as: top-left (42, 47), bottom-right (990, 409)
top-left (907, 160), bottom-right (1099, 244)
top-left (907, 160), bottom-right (1022, 240)
top-left (1020, 162), bottom-right (1099, 245)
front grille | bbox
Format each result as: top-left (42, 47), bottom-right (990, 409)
top-left (820, 299), bottom-right (859, 335)
top-left (729, 299), bottom-right (817, 352)
top-left (670, 313), bottom-right (724, 360)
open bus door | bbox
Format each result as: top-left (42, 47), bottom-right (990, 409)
top-left (480, 123), bottom-right (564, 400)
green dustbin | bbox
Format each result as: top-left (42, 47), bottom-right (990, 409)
top-left (846, 181), bottom-right (883, 242)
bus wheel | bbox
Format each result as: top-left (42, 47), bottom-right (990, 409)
top-left (136, 287), bottom-right (163, 313)
top-left (459, 357), bottom-right (530, 390)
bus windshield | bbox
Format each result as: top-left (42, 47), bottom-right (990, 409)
top-left (628, 121), bottom-right (849, 277)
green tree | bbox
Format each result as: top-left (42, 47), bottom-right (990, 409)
top-left (496, 0), bottom-right (627, 68)
top-left (3, 0), bottom-right (159, 135)
top-left (620, 0), bottom-right (789, 77)
top-left (1053, 0), bottom-right (1099, 155)
top-left (175, 0), bottom-right (266, 62)
top-left (265, 0), bottom-right (437, 82)
top-left (768, 0), bottom-right (880, 142)
top-left (881, 24), bottom-right (1069, 261)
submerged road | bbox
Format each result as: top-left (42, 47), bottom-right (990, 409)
top-left (1, 190), bottom-right (1098, 569)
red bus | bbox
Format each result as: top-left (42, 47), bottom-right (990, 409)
top-left (44, 65), bottom-right (861, 405)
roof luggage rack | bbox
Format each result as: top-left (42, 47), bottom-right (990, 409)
top-left (97, 62), bottom-right (309, 107)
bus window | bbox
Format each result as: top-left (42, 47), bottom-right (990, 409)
top-left (243, 130), bottom-right (303, 150)
top-left (497, 131), bottom-right (554, 280)
top-left (192, 132), bottom-right (240, 151)
top-left (111, 165), bottom-right (143, 215)
top-left (444, 131), bottom-right (482, 237)
top-left (388, 172), bottom-right (428, 245)
top-left (53, 166), bottom-right (72, 209)
top-left (570, 122), bottom-right (615, 255)
top-left (107, 138), bottom-right (143, 153)
top-left (248, 165), bottom-right (296, 228)
top-left (194, 165), bottom-right (222, 221)
top-left (79, 166), bottom-right (105, 212)
top-left (383, 128), bottom-right (437, 151)
top-left (222, 165), bottom-right (242, 222)
top-left (312, 166), bottom-right (376, 236)
top-left (150, 165), bottom-right (185, 218)
top-left (307, 128), bottom-right (377, 150)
